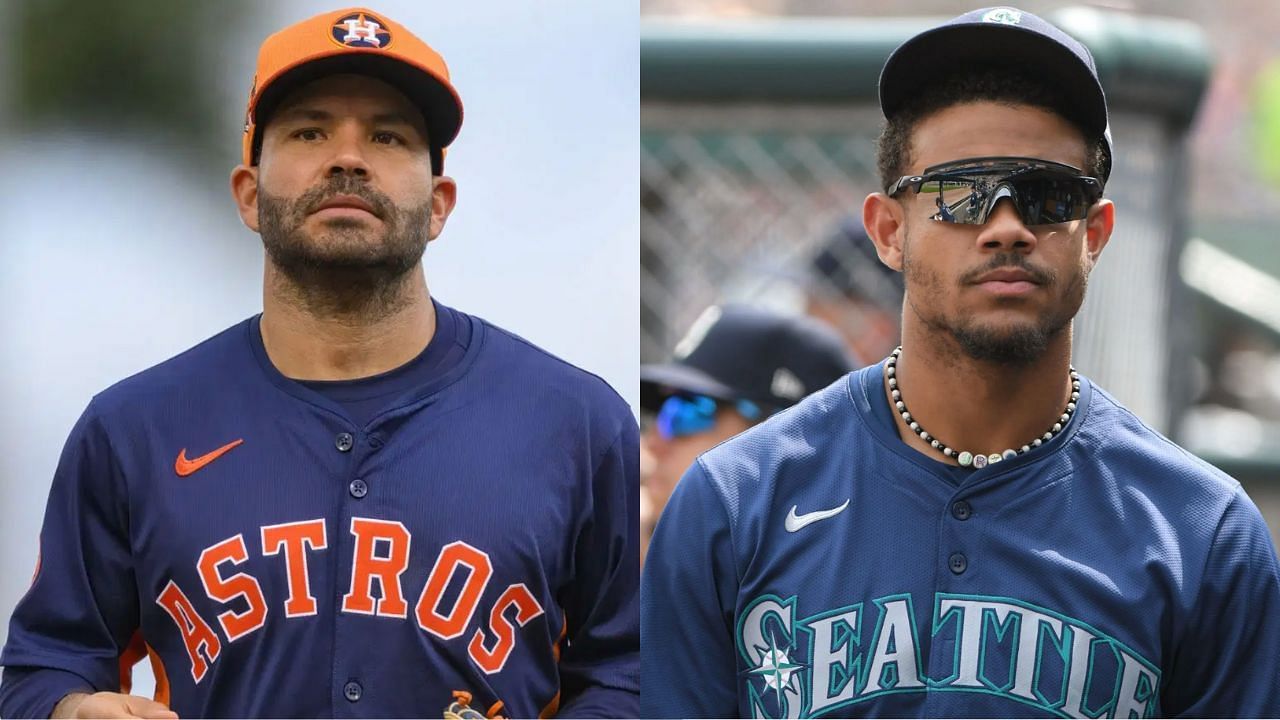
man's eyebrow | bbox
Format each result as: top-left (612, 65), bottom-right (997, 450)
top-left (273, 108), bottom-right (420, 129)
top-left (273, 107), bottom-right (333, 123)
top-left (371, 112), bottom-right (422, 127)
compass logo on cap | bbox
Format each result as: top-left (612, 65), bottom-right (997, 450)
top-left (981, 8), bottom-right (1023, 25)
top-left (674, 305), bottom-right (723, 360)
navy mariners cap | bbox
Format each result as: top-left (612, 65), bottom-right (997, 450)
top-left (878, 6), bottom-right (1112, 181)
top-left (640, 304), bottom-right (855, 414)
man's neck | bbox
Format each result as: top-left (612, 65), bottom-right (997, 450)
top-left (259, 264), bottom-right (436, 381)
top-left (886, 321), bottom-right (1074, 463)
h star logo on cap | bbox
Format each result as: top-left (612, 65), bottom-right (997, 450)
top-left (982, 8), bottom-right (1023, 25)
top-left (331, 11), bottom-right (392, 49)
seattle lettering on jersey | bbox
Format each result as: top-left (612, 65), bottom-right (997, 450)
top-left (154, 517), bottom-right (543, 682)
top-left (735, 593), bottom-right (1160, 719)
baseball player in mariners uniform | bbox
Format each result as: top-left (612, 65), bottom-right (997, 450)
top-left (639, 305), bottom-right (854, 566)
top-left (0, 7), bottom-right (637, 719)
top-left (642, 7), bottom-right (1280, 718)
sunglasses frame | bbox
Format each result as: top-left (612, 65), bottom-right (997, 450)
top-left (886, 156), bottom-right (1104, 226)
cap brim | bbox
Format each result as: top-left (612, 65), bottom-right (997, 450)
top-left (879, 23), bottom-right (1107, 139)
top-left (639, 363), bottom-right (740, 412)
top-left (251, 53), bottom-right (462, 167)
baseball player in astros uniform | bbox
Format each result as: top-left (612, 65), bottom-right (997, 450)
top-left (0, 8), bottom-right (638, 719)
top-left (642, 7), bottom-right (1280, 718)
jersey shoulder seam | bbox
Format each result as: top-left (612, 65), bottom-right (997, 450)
top-left (589, 425), bottom-right (630, 480)
top-left (1174, 488), bottom-right (1247, 667)
top-left (475, 316), bottom-right (629, 406)
top-left (694, 456), bottom-right (744, 585)
top-left (1088, 385), bottom-right (1240, 490)
top-left (79, 398), bottom-right (135, 546)
top-left (93, 318), bottom-right (253, 402)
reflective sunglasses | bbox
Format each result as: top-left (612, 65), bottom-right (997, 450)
top-left (655, 394), bottom-right (762, 440)
top-left (887, 156), bottom-right (1103, 226)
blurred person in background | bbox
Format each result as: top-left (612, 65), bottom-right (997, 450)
top-left (0, 7), bottom-right (636, 719)
top-left (804, 217), bottom-right (904, 366)
top-left (638, 304), bottom-right (854, 566)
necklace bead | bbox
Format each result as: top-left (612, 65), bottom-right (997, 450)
top-left (885, 346), bottom-right (1077, 469)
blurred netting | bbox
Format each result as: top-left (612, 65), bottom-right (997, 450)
top-left (642, 104), bottom-right (881, 353)
top-left (642, 102), bottom-right (1187, 431)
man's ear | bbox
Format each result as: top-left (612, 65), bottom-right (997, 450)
top-left (1083, 198), bottom-right (1115, 269)
top-left (864, 192), bottom-right (907, 272)
top-left (230, 165), bottom-right (261, 232)
top-left (427, 175), bottom-right (458, 241)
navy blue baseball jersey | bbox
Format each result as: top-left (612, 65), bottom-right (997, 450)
top-left (0, 304), bottom-right (638, 718)
top-left (641, 362), bottom-right (1280, 718)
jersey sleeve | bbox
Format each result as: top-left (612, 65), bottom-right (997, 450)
top-left (1162, 488), bottom-right (1280, 716)
top-left (640, 459), bottom-right (740, 719)
top-left (0, 400), bottom-right (140, 718)
top-left (554, 421), bottom-right (641, 718)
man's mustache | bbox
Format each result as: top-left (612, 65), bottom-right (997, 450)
top-left (296, 180), bottom-right (392, 219)
top-left (959, 254), bottom-right (1055, 286)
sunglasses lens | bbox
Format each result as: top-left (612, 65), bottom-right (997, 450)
top-left (922, 178), bottom-right (984, 224)
top-left (927, 174), bottom-right (1095, 226)
top-left (656, 395), bottom-right (718, 440)
top-left (1021, 177), bottom-right (1092, 224)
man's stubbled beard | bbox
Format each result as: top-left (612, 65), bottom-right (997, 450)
top-left (903, 240), bottom-right (1087, 366)
top-left (259, 176), bottom-right (433, 319)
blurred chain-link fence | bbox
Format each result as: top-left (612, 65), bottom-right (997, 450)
top-left (642, 104), bottom-right (881, 356)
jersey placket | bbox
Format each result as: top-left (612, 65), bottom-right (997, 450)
top-left (330, 427), bottom-right (386, 717)
top-left (924, 476), bottom-right (984, 715)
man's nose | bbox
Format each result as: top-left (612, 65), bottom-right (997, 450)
top-left (976, 197), bottom-right (1037, 253)
top-left (325, 125), bottom-right (372, 179)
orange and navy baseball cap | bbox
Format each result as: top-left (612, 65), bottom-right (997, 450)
top-left (243, 7), bottom-right (463, 175)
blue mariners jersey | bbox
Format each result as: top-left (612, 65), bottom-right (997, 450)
top-left (1, 306), bottom-right (639, 718)
top-left (642, 363), bottom-right (1280, 718)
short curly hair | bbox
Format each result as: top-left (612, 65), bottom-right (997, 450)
top-left (875, 65), bottom-right (1110, 193)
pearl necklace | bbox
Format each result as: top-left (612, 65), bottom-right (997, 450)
top-left (885, 346), bottom-right (1080, 469)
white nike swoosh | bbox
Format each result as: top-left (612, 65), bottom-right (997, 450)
top-left (784, 499), bottom-right (851, 533)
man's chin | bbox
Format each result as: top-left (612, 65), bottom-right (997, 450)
top-left (283, 232), bottom-right (418, 265)
top-left (266, 242), bottom-right (423, 275)
top-left (949, 320), bottom-right (1056, 365)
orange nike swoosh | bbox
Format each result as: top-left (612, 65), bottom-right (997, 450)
top-left (175, 439), bottom-right (244, 477)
